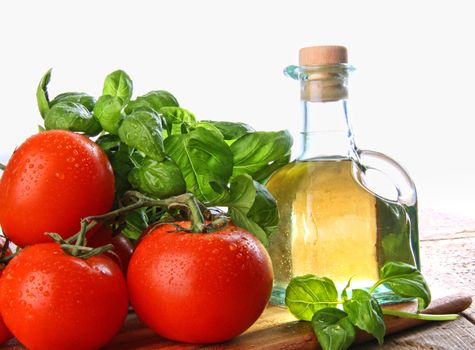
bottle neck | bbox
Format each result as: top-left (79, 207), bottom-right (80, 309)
top-left (299, 99), bottom-right (357, 161)
top-left (294, 64), bottom-right (358, 161)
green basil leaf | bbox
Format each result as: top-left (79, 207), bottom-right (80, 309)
top-left (193, 122), bottom-right (224, 139)
top-left (164, 127), bottom-right (233, 204)
top-left (105, 142), bottom-right (134, 196)
top-left (44, 101), bottom-right (102, 136)
top-left (96, 134), bottom-right (121, 152)
top-left (103, 70), bottom-right (133, 105)
top-left (124, 98), bottom-right (154, 114)
top-left (343, 289), bottom-right (385, 344)
top-left (341, 278), bottom-right (352, 303)
top-left (253, 152), bottom-right (291, 184)
top-left (122, 208), bottom-right (149, 240)
top-left (93, 95), bottom-right (124, 134)
top-left (128, 158), bottom-right (186, 198)
top-left (312, 308), bottom-right (356, 350)
top-left (231, 130), bottom-right (293, 178)
top-left (160, 106), bottom-right (196, 136)
top-left (202, 120), bottom-right (254, 140)
top-left (378, 261), bottom-right (431, 310)
top-left (285, 275), bottom-right (339, 321)
top-left (247, 180), bottom-right (278, 237)
top-left (36, 68), bottom-right (52, 118)
top-left (224, 174), bottom-right (264, 244)
top-left (118, 110), bottom-right (166, 161)
top-left (50, 92), bottom-right (96, 112)
top-left (127, 90), bottom-right (178, 114)
top-left (226, 174), bottom-right (256, 214)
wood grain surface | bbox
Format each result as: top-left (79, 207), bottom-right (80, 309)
top-left (1, 209), bottom-right (474, 349)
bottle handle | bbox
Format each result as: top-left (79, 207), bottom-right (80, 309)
top-left (355, 149), bottom-right (417, 206)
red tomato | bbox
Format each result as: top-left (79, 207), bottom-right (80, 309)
top-left (0, 243), bottom-right (129, 350)
top-left (0, 239), bottom-right (13, 345)
top-left (0, 317), bottom-right (11, 345)
top-left (88, 225), bottom-right (134, 274)
top-left (0, 130), bottom-right (115, 247)
top-left (127, 222), bottom-right (273, 343)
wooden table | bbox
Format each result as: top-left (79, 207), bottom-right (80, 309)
top-left (359, 209), bottom-right (475, 350)
top-left (2, 209), bottom-right (474, 349)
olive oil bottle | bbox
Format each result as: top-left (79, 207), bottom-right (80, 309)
top-left (267, 46), bottom-right (419, 304)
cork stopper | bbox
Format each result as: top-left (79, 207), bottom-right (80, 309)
top-left (299, 45), bottom-right (348, 66)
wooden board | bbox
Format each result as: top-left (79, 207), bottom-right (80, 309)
top-left (1, 292), bottom-right (471, 349)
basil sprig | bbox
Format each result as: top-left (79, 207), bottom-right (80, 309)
top-left (35, 69), bottom-right (293, 243)
top-left (285, 261), bottom-right (458, 350)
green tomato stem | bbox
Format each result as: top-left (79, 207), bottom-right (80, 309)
top-left (185, 196), bottom-right (205, 233)
top-left (0, 163), bottom-right (6, 171)
top-left (64, 191), bottom-right (208, 249)
top-left (383, 309), bottom-right (459, 321)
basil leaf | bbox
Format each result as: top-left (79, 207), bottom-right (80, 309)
top-left (128, 158), bottom-right (186, 198)
top-left (341, 278), bottom-right (352, 303)
top-left (105, 142), bottom-right (134, 196)
top-left (96, 134), bottom-right (121, 152)
top-left (226, 174), bottom-right (256, 213)
top-left (378, 261), bottom-right (431, 310)
top-left (224, 174), bottom-right (264, 244)
top-left (231, 130), bottom-right (293, 178)
top-left (160, 106), bottom-right (196, 136)
top-left (312, 308), bottom-right (356, 350)
top-left (93, 95), bottom-right (124, 134)
top-left (36, 68), bottom-right (52, 118)
top-left (193, 122), bottom-right (224, 139)
top-left (118, 110), bottom-right (166, 161)
top-left (103, 70), bottom-right (133, 105)
top-left (285, 275), bottom-right (339, 321)
top-left (44, 101), bottom-right (102, 136)
top-left (247, 180), bottom-right (278, 237)
top-left (50, 92), bottom-right (96, 112)
top-left (202, 120), bottom-right (254, 140)
top-left (343, 289), bottom-right (385, 344)
top-left (122, 208), bottom-right (149, 240)
top-left (124, 98), bottom-right (154, 114)
top-left (127, 90), bottom-right (178, 115)
top-left (253, 152), bottom-right (291, 184)
top-left (164, 127), bottom-right (233, 204)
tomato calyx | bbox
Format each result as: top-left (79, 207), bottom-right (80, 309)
top-left (0, 163), bottom-right (5, 171)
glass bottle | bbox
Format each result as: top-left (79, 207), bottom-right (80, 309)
top-left (266, 46), bottom-right (419, 305)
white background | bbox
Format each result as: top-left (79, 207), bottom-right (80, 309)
top-left (0, 0), bottom-right (474, 217)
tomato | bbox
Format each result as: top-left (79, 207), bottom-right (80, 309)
top-left (0, 243), bottom-right (129, 350)
top-left (0, 239), bottom-right (13, 345)
top-left (0, 130), bottom-right (115, 247)
top-left (88, 225), bottom-right (134, 274)
top-left (127, 222), bottom-right (273, 343)
top-left (0, 316), bottom-right (11, 345)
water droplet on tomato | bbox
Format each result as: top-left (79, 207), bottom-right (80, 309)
top-left (212, 248), bottom-right (219, 254)
top-left (67, 157), bottom-right (75, 163)
top-left (236, 253), bottom-right (243, 259)
top-left (55, 172), bottom-right (65, 180)
top-left (72, 149), bottom-right (79, 156)
top-left (29, 276), bottom-right (35, 282)
top-left (38, 164), bottom-right (44, 169)
top-left (229, 243), bottom-right (237, 251)
top-left (20, 300), bottom-right (26, 307)
top-left (28, 164), bottom-right (34, 169)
